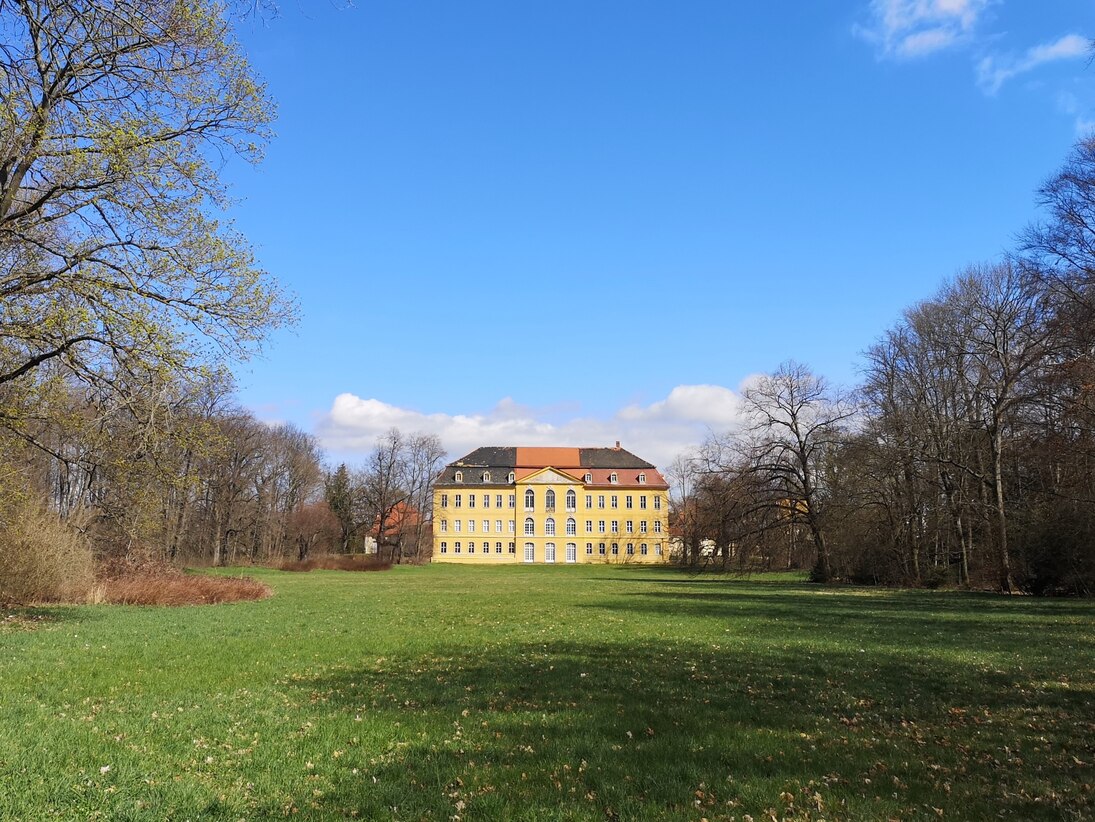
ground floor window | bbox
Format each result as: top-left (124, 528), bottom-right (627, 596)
top-left (508, 542), bottom-right (516, 554)
top-left (524, 542), bottom-right (535, 563)
top-left (440, 542), bottom-right (447, 553)
top-left (611, 543), bottom-right (619, 555)
top-left (598, 543), bottom-right (606, 555)
top-left (566, 543), bottom-right (577, 563)
top-left (626, 543), bottom-right (634, 555)
top-left (495, 542), bottom-right (503, 554)
top-left (640, 543), bottom-right (648, 555)
top-left (454, 542), bottom-right (462, 553)
top-left (545, 542), bottom-right (556, 563)
top-left (468, 542), bottom-right (475, 553)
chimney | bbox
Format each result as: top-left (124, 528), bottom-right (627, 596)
top-left (614, 440), bottom-right (621, 450)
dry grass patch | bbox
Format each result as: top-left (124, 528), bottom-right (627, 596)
top-left (0, 502), bottom-right (94, 605)
top-left (98, 572), bottom-right (271, 606)
top-left (279, 554), bottom-right (392, 572)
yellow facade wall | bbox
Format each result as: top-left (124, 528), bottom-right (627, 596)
top-left (432, 468), bottom-right (669, 565)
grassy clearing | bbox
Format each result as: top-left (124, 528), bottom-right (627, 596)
top-left (0, 566), bottom-right (1092, 821)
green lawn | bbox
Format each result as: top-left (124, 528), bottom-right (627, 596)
top-left (1, 565), bottom-right (1093, 821)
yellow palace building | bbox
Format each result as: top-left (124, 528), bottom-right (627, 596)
top-left (432, 444), bottom-right (670, 564)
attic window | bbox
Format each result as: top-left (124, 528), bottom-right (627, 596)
top-left (584, 473), bottom-right (592, 483)
top-left (638, 473), bottom-right (646, 484)
top-left (454, 471), bottom-right (463, 483)
top-left (609, 472), bottom-right (618, 484)
top-left (508, 471), bottom-right (515, 483)
top-left (482, 471), bottom-right (491, 482)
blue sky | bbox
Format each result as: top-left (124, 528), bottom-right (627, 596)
top-left (224, 0), bottom-right (1095, 469)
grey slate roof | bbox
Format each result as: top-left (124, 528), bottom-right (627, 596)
top-left (435, 445), bottom-right (657, 486)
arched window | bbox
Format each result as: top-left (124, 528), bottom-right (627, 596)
top-left (584, 473), bottom-right (592, 483)
top-left (566, 517), bottom-right (576, 536)
top-left (545, 517), bottom-right (555, 536)
top-left (545, 489), bottom-right (556, 511)
top-left (508, 471), bottom-right (515, 483)
top-left (609, 472), bottom-right (618, 484)
top-left (524, 488), bottom-right (535, 510)
top-left (565, 489), bottom-right (576, 511)
top-left (638, 473), bottom-right (646, 484)
top-left (454, 471), bottom-right (463, 482)
top-left (483, 471), bottom-right (491, 482)
top-left (524, 517), bottom-right (535, 536)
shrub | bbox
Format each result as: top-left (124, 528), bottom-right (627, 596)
top-left (100, 573), bottom-right (271, 606)
top-left (0, 502), bottom-right (95, 604)
top-left (279, 554), bottom-right (393, 572)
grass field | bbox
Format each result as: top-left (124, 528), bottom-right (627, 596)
top-left (1, 565), bottom-right (1093, 821)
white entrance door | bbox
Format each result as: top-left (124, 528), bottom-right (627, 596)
top-left (566, 543), bottom-right (577, 563)
top-left (545, 543), bottom-right (556, 563)
top-left (523, 542), bottom-right (535, 563)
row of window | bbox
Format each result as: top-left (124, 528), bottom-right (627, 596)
top-left (437, 541), bottom-right (664, 559)
top-left (440, 541), bottom-right (516, 555)
top-left (451, 471), bottom-right (647, 485)
top-left (439, 491), bottom-right (662, 512)
top-left (438, 518), bottom-right (664, 536)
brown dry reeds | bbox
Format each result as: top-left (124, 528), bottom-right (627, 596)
top-left (0, 503), bottom-right (95, 604)
top-left (279, 554), bottom-right (393, 572)
top-left (98, 573), bottom-right (271, 606)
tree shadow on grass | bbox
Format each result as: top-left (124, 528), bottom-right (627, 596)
top-left (286, 626), bottom-right (1094, 821)
top-left (0, 604), bottom-right (98, 630)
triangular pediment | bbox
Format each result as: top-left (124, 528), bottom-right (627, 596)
top-left (521, 467), bottom-right (582, 485)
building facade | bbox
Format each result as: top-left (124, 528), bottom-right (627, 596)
top-left (432, 445), bottom-right (670, 564)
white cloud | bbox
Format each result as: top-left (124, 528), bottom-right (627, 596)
top-left (316, 385), bottom-right (750, 472)
top-left (977, 33), bottom-right (1090, 94)
top-left (1057, 90), bottom-right (1095, 136)
top-left (855, 0), bottom-right (990, 59)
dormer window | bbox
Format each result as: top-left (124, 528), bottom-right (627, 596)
top-left (584, 473), bottom-right (592, 483)
top-left (482, 471), bottom-right (491, 482)
top-left (508, 471), bottom-right (516, 483)
top-left (454, 471), bottom-right (463, 483)
top-left (609, 472), bottom-right (618, 484)
top-left (638, 473), bottom-right (646, 484)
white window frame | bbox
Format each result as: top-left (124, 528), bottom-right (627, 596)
top-left (524, 542), bottom-right (535, 563)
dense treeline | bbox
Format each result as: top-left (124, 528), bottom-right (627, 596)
top-left (671, 138), bottom-right (1095, 595)
top-left (0, 364), bottom-right (442, 600)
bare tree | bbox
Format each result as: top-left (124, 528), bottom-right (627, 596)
top-left (741, 362), bottom-right (855, 582)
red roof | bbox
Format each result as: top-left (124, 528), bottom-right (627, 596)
top-left (515, 447), bottom-right (581, 468)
